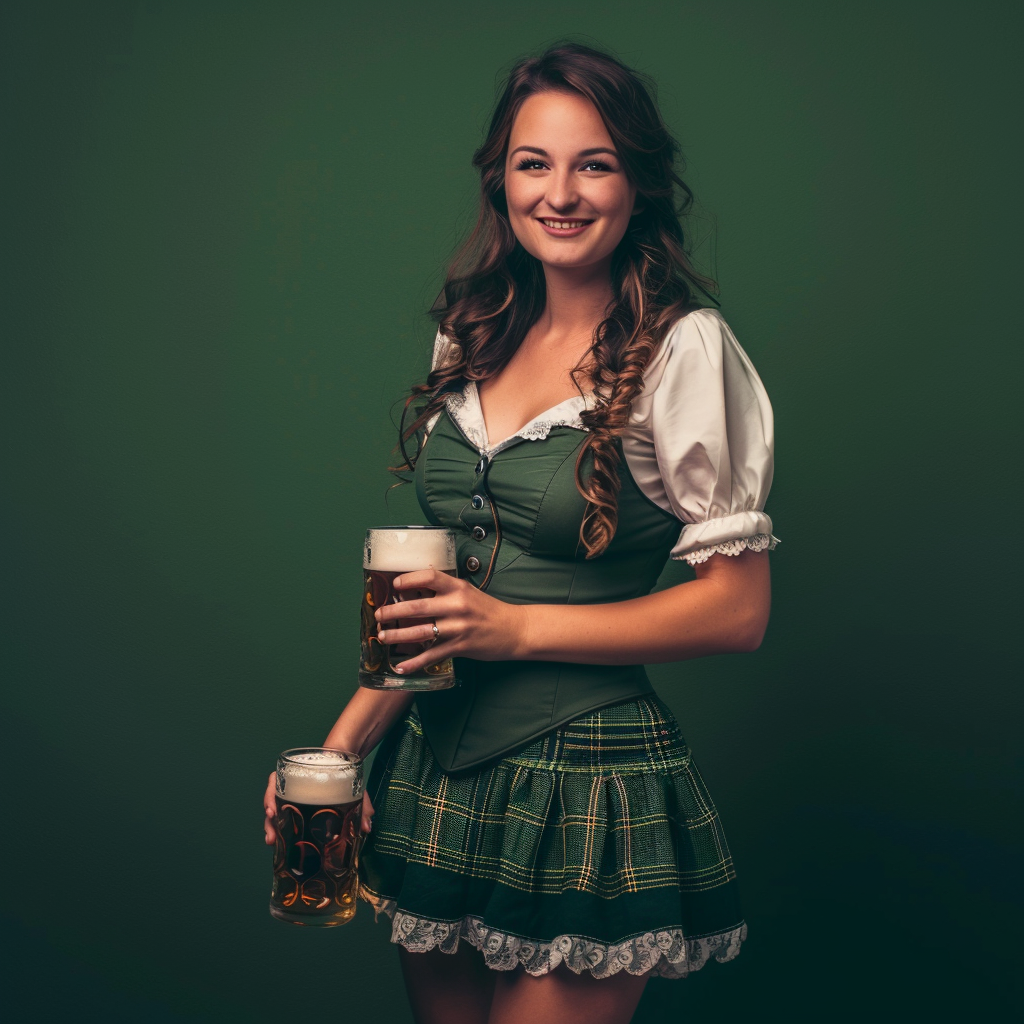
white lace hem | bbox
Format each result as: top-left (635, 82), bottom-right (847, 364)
top-left (360, 888), bottom-right (746, 980)
top-left (677, 532), bottom-right (780, 566)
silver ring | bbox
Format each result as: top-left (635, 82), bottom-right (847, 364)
top-left (431, 623), bottom-right (440, 640)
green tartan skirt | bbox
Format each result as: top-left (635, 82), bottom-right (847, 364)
top-left (357, 695), bottom-right (746, 979)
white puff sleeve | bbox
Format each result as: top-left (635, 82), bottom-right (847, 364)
top-left (629, 309), bottom-right (779, 566)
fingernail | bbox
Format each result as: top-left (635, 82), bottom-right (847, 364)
top-left (394, 576), bottom-right (402, 587)
top-left (395, 666), bottom-right (404, 674)
top-left (377, 630), bottom-right (386, 641)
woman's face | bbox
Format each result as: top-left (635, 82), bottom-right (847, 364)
top-left (503, 90), bottom-right (638, 273)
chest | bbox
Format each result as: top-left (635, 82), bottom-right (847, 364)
top-left (414, 408), bottom-right (681, 603)
top-left (418, 412), bottom-right (592, 564)
top-left (476, 342), bottom-right (592, 448)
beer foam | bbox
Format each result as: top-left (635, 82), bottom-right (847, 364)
top-left (364, 527), bottom-right (456, 571)
top-left (277, 749), bottom-right (362, 805)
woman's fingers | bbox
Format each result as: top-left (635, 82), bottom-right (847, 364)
top-left (371, 570), bottom-right (526, 670)
top-left (375, 572), bottom-right (468, 625)
top-left (393, 569), bottom-right (459, 594)
top-left (393, 641), bottom-right (457, 676)
top-left (264, 771), bottom-right (277, 845)
top-left (376, 598), bottom-right (436, 624)
top-left (361, 792), bottom-right (375, 835)
top-left (376, 622), bottom-right (439, 646)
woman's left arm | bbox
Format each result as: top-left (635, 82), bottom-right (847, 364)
top-left (375, 548), bottom-right (770, 672)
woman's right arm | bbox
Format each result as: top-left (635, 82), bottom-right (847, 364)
top-left (263, 688), bottom-right (415, 844)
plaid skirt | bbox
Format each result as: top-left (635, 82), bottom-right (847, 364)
top-left (357, 695), bottom-right (746, 979)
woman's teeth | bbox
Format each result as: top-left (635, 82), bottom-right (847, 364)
top-left (541, 219), bottom-right (590, 229)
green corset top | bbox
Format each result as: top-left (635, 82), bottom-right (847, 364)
top-left (413, 406), bottom-right (682, 772)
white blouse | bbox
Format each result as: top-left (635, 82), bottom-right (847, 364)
top-left (427, 307), bottom-right (778, 566)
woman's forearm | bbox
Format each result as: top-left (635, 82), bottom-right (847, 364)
top-left (376, 549), bottom-right (771, 675)
top-left (322, 687), bottom-right (416, 758)
top-left (515, 550), bottom-right (771, 665)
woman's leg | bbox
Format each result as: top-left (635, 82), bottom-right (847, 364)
top-left (488, 965), bottom-right (649, 1024)
top-left (398, 942), bottom-right (497, 1024)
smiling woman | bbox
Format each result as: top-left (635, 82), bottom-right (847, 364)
top-left (263, 41), bottom-right (777, 1024)
top-left (505, 91), bottom-right (639, 264)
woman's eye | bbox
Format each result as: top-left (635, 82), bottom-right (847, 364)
top-left (515, 159), bottom-right (546, 170)
top-left (581, 160), bottom-right (613, 172)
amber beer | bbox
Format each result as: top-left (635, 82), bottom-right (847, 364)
top-left (359, 526), bottom-right (457, 690)
top-left (269, 748), bottom-right (363, 926)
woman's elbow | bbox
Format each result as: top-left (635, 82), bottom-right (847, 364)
top-left (733, 601), bottom-right (770, 652)
top-left (692, 548), bottom-right (771, 654)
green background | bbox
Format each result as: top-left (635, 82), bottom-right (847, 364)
top-left (3, 2), bottom-right (1021, 1021)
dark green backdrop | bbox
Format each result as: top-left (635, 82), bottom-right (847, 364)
top-left (3, 2), bottom-right (1021, 1021)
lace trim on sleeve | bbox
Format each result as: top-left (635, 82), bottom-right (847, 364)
top-left (676, 532), bottom-right (779, 566)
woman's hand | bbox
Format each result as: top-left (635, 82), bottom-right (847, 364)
top-left (263, 771), bottom-right (376, 844)
top-left (375, 570), bottom-right (528, 675)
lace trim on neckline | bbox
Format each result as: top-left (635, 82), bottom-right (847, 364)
top-left (677, 532), bottom-right (779, 566)
top-left (360, 887), bottom-right (746, 979)
top-left (445, 383), bottom-right (589, 454)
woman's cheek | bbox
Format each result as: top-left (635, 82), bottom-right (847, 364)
top-left (508, 211), bottom-right (543, 259)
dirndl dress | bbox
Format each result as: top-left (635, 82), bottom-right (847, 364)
top-left (357, 309), bottom-right (775, 979)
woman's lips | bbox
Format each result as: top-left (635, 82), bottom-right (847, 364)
top-left (537, 217), bottom-right (594, 237)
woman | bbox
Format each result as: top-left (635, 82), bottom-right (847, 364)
top-left (265, 42), bottom-right (776, 1024)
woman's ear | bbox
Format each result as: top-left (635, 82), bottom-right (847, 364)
top-left (630, 200), bottom-right (645, 217)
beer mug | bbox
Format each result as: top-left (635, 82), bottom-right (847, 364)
top-left (359, 526), bottom-right (458, 690)
top-left (269, 747), bottom-right (364, 926)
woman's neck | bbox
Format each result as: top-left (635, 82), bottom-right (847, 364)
top-left (536, 258), bottom-right (615, 341)
top-left (474, 259), bottom-right (614, 445)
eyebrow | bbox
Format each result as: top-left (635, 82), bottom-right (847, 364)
top-left (509, 146), bottom-right (619, 159)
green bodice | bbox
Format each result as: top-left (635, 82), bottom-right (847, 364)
top-left (413, 407), bottom-right (682, 772)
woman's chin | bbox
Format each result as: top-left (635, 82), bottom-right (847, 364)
top-left (532, 246), bottom-right (614, 273)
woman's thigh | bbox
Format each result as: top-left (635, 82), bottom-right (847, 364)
top-left (398, 943), bottom-right (496, 1024)
top-left (489, 964), bottom-right (649, 1024)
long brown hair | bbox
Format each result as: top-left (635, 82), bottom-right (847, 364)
top-left (395, 41), bottom-right (717, 557)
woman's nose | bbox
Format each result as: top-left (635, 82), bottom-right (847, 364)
top-left (545, 169), bottom-right (579, 212)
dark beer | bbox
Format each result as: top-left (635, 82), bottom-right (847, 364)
top-left (269, 748), bottom-right (363, 927)
top-left (359, 527), bottom-right (457, 690)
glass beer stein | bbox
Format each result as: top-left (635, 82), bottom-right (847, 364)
top-left (358, 526), bottom-right (457, 690)
top-left (269, 747), bottom-right (364, 926)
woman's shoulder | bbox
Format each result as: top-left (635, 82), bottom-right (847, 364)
top-left (630, 303), bottom-right (773, 465)
top-left (645, 306), bottom-right (768, 397)
top-left (657, 306), bottom-right (733, 361)
top-left (627, 308), bottom-right (778, 565)
top-left (641, 306), bottom-right (727, 390)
